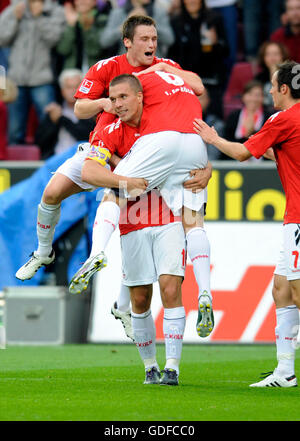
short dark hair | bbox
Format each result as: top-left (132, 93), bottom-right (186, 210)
top-left (109, 74), bottom-right (143, 94)
top-left (277, 61), bottom-right (300, 98)
top-left (122, 15), bottom-right (156, 41)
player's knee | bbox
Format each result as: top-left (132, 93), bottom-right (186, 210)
top-left (272, 275), bottom-right (292, 307)
top-left (42, 186), bottom-right (62, 205)
top-left (290, 284), bottom-right (300, 309)
top-left (131, 292), bottom-right (150, 313)
top-left (272, 281), bottom-right (280, 303)
top-left (160, 282), bottom-right (181, 308)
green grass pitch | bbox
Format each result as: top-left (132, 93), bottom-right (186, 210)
top-left (0, 343), bottom-right (299, 421)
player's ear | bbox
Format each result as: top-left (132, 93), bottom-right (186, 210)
top-left (123, 38), bottom-right (131, 50)
top-left (280, 84), bottom-right (289, 95)
top-left (137, 91), bottom-right (143, 102)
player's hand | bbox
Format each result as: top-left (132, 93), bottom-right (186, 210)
top-left (184, 163), bottom-right (212, 192)
top-left (101, 98), bottom-right (114, 113)
top-left (126, 177), bottom-right (148, 198)
top-left (263, 148), bottom-right (276, 161)
top-left (193, 118), bottom-right (219, 145)
top-left (135, 62), bottom-right (166, 76)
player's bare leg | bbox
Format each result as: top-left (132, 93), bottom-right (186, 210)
top-left (250, 275), bottom-right (298, 387)
top-left (16, 173), bottom-right (83, 281)
top-left (181, 206), bottom-right (214, 338)
top-left (68, 191), bottom-right (123, 293)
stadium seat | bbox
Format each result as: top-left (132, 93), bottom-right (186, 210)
top-left (223, 62), bottom-right (257, 119)
top-left (6, 144), bottom-right (41, 160)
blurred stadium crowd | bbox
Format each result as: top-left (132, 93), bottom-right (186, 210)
top-left (0, 0), bottom-right (299, 162)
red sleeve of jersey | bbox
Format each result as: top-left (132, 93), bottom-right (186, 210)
top-left (244, 111), bottom-right (288, 158)
top-left (74, 62), bottom-right (109, 100)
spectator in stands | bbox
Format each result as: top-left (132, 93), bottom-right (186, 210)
top-left (255, 40), bottom-right (289, 113)
top-left (168, 0), bottom-right (229, 117)
top-left (34, 69), bottom-right (94, 159)
top-left (0, 0), bottom-right (65, 145)
top-left (99, 0), bottom-right (174, 58)
top-left (222, 80), bottom-right (272, 160)
top-left (243, 0), bottom-right (285, 62)
top-left (270, 0), bottom-right (300, 63)
top-left (198, 87), bottom-right (225, 160)
top-left (0, 0), bottom-right (10, 70)
top-left (56, 0), bottom-right (109, 74)
top-left (206, 0), bottom-right (238, 75)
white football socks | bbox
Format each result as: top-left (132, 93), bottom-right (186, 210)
top-left (131, 309), bottom-right (159, 371)
top-left (91, 200), bottom-right (120, 256)
top-left (186, 227), bottom-right (211, 300)
top-left (36, 201), bottom-right (61, 257)
top-left (274, 305), bottom-right (299, 377)
top-left (163, 306), bottom-right (186, 375)
top-left (116, 283), bottom-right (131, 313)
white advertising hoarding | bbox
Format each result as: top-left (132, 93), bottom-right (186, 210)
top-left (88, 222), bottom-right (295, 343)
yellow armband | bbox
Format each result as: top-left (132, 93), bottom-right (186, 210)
top-left (87, 145), bottom-right (112, 166)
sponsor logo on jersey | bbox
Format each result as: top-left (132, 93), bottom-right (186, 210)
top-left (79, 79), bottom-right (93, 94)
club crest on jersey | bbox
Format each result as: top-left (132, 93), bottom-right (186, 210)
top-left (79, 79), bottom-right (93, 94)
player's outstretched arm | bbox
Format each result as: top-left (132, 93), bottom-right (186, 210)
top-left (193, 118), bottom-right (252, 162)
top-left (183, 161), bottom-right (212, 192)
top-left (74, 97), bottom-right (113, 119)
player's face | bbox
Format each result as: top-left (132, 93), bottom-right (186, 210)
top-left (109, 82), bottom-right (143, 125)
top-left (270, 71), bottom-right (283, 109)
top-left (124, 25), bottom-right (157, 67)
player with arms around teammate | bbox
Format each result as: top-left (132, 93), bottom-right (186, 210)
top-left (70, 71), bottom-right (213, 338)
top-left (194, 61), bottom-right (300, 387)
top-left (15, 15), bottom-right (211, 342)
top-left (15, 15), bottom-right (207, 280)
top-left (85, 136), bottom-right (189, 384)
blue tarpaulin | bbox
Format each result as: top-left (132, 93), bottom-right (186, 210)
top-left (0, 144), bottom-right (103, 290)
